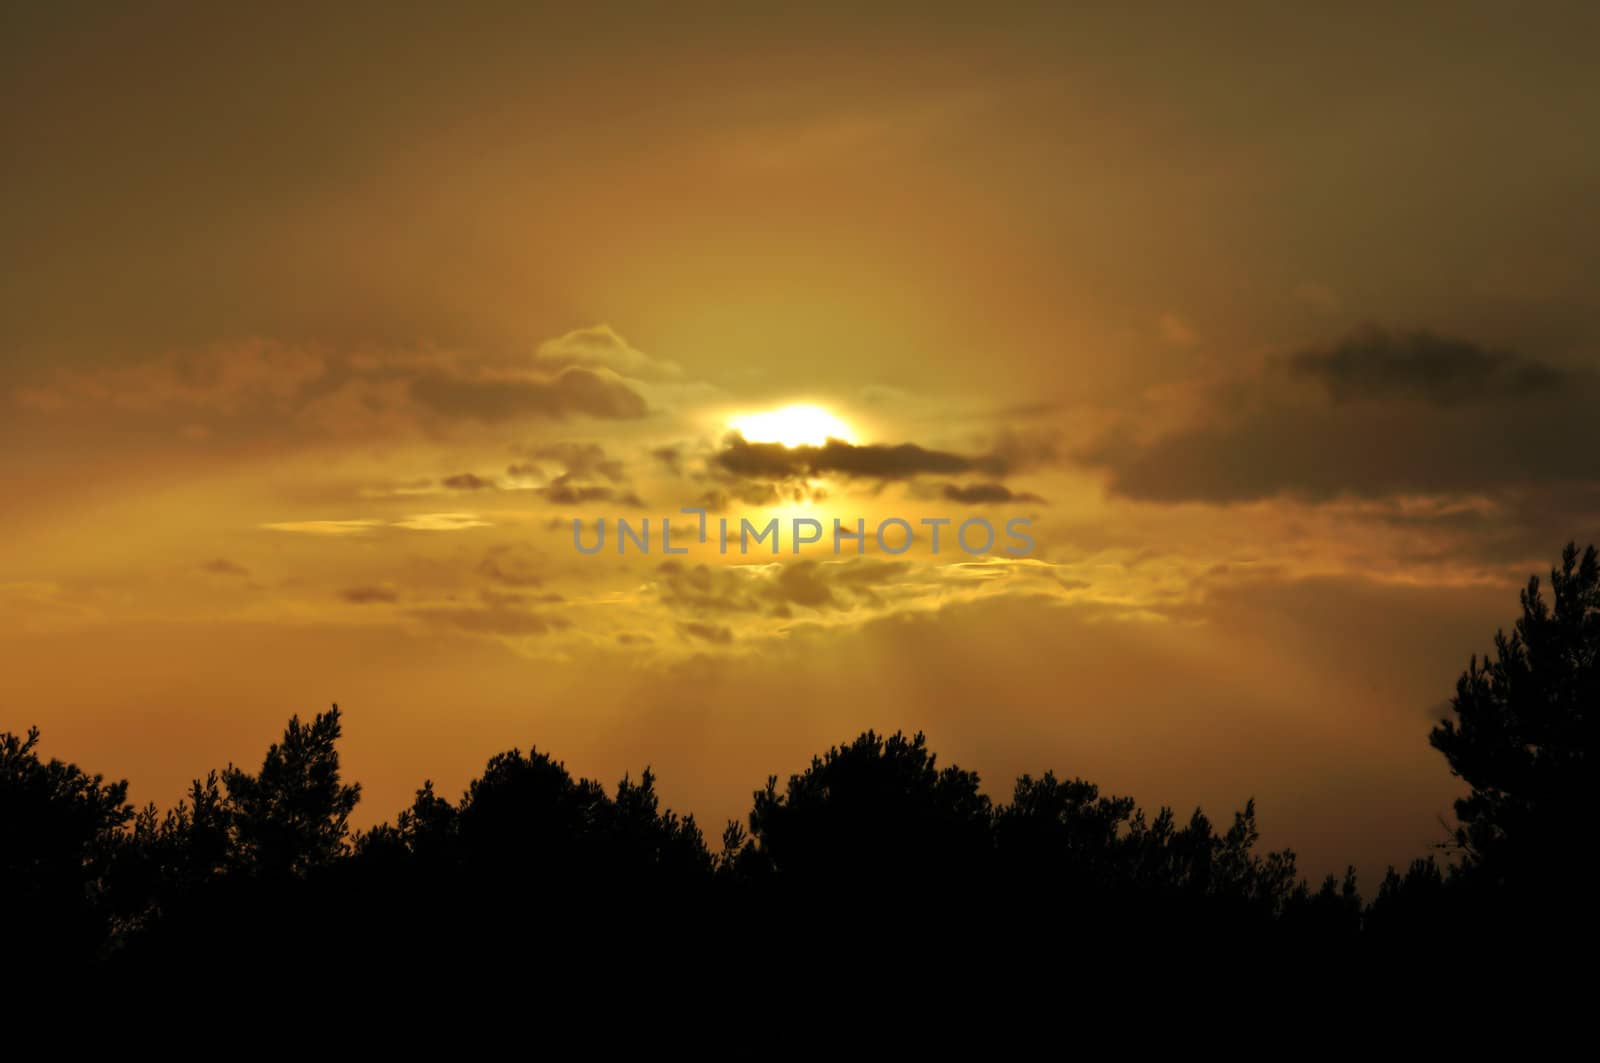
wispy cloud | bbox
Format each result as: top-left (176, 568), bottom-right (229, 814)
top-left (392, 513), bottom-right (493, 532)
top-left (261, 520), bottom-right (384, 536)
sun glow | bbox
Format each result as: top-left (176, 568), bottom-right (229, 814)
top-left (730, 404), bottom-right (856, 448)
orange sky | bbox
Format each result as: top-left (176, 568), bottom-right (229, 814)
top-left (4, 3), bottom-right (1599, 883)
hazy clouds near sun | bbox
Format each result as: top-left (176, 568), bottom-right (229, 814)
top-left (4, 3), bottom-right (1600, 885)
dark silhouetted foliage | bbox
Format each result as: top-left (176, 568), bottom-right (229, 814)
top-left (222, 707), bottom-right (360, 878)
top-left (0, 727), bottom-right (131, 967)
top-left (1430, 541), bottom-right (1597, 917)
top-left (739, 730), bottom-right (992, 896)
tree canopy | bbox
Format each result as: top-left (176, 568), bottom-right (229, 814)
top-left (1430, 542), bottom-right (1597, 900)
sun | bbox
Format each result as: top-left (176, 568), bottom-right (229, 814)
top-left (730, 403), bottom-right (855, 447)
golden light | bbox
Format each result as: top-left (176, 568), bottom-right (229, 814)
top-left (730, 403), bottom-right (856, 447)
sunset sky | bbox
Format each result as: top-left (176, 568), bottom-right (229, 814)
top-left (5, 3), bottom-right (1599, 883)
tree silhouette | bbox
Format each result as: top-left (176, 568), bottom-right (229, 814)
top-left (994, 771), bottom-right (1135, 907)
top-left (991, 769), bottom-right (1305, 936)
top-left (109, 771), bottom-right (230, 938)
top-left (0, 727), bottom-right (131, 965)
top-left (1363, 857), bottom-right (1455, 937)
top-left (1430, 542), bottom-right (1597, 897)
top-left (740, 730), bottom-right (992, 896)
top-left (222, 705), bottom-right (360, 878)
top-left (341, 745), bottom-right (713, 964)
top-left (367, 746), bottom-right (709, 885)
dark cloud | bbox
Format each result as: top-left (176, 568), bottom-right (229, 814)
top-left (694, 484), bottom-right (782, 511)
top-left (410, 366), bottom-right (647, 422)
top-left (1353, 484), bottom-right (1600, 570)
top-left (1286, 327), bottom-right (1568, 406)
top-left (678, 621), bottom-right (733, 645)
top-left (12, 344), bottom-right (656, 451)
top-left (650, 445), bottom-right (683, 476)
top-left (1084, 327), bottom-right (1600, 503)
top-left (540, 475), bottom-right (644, 508)
top-left (502, 443), bottom-right (644, 506)
top-left (655, 560), bottom-right (759, 615)
top-left (442, 472), bottom-right (492, 490)
top-left (713, 434), bottom-right (1007, 482)
top-left (770, 563), bottom-right (836, 609)
top-left (202, 558), bottom-right (249, 576)
top-left (341, 586), bottom-right (398, 604)
top-left (770, 559), bottom-right (912, 610)
top-left (520, 442), bottom-right (626, 483)
top-left (939, 482), bottom-right (1045, 505)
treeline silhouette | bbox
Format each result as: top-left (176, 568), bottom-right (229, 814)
top-left (4, 544), bottom-right (1596, 971)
